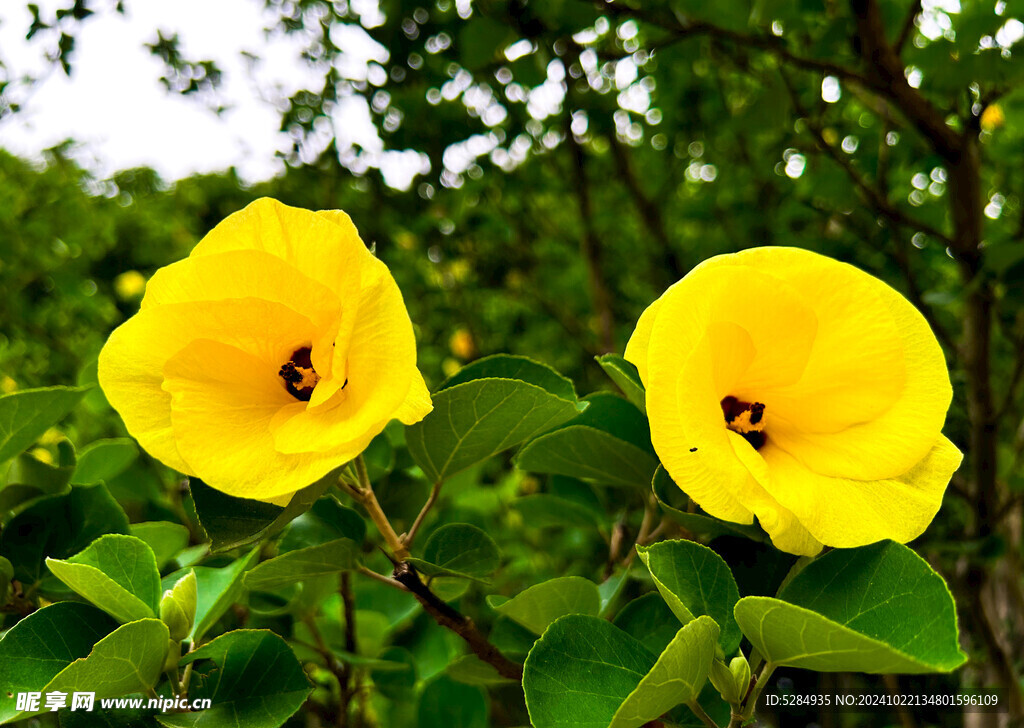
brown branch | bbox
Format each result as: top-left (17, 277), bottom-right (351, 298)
top-left (601, 1), bottom-right (872, 88)
top-left (392, 562), bottom-right (524, 681)
top-left (565, 116), bottom-right (615, 354)
top-left (894, 0), bottom-right (921, 54)
top-left (850, 0), bottom-right (961, 160)
top-left (606, 133), bottom-right (685, 283)
top-left (780, 68), bottom-right (955, 248)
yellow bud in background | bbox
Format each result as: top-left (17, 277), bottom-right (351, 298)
top-left (449, 327), bottom-right (476, 360)
top-left (113, 270), bottom-right (147, 300)
top-left (981, 104), bottom-right (1005, 131)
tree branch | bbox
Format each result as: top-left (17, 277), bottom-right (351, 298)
top-left (392, 562), bottom-right (524, 681)
top-left (606, 132), bottom-right (685, 284)
top-left (565, 116), bottom-right (615, 354)
top-left (894, 0), bottom-right (921, 54)
top-left (780, 68), bottom-right (954, 248)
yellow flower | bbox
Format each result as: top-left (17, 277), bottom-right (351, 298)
top-left (98, 198), bottom-right (432, 501)
top-left (625, 247), bottom-right (961, 556)
top-left (980, 104), bottom-right (1005, 132)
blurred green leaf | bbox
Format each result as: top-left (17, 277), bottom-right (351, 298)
top-left (0, 386), bottom-right (88, 464)
top-left (71, 437), bottom-right (138, 485)
top-left (417, 675), bottom-right (488, 728)
top-left (130, 521), bottom-right (191, 570)
top-left (0, 483), bottom-right (130, 585)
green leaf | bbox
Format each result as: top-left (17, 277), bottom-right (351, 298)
top-left (46, 534), bottom-right (162, 623)
top-left (37, 619), bottom-right (169, 707)
top-left (516, 393), bottom-right (658, 487)
top-left (167, 546), bottom-right (260, 642)
top-left (489, 576), bottom-right (601, 635)
top-left (524, 615), bottom-right (656, 728)
top-left (0, 483), bottom-right (130, 586)
top-left (417, 675), bottom-right (488, 728)
top-left (458, 15), bottom-right (514, 70)
top-left (278, 496), bottom-right (366, 553)
top-left (243, 538), bottom-right (358, 591)
top-left (0, 602), bottom-right (117, 724)
top-left (0, 555), bottom-right (11, 606)
top-left (0, 386), bottom-right (88, 464)
top-left (408, 523), bottom-right (500, 580)
top-left (406, 377), bottom-right (585, 483)
top-left (613, 593), bottom-right (682, 655)
top-left (734, 541), bottom-right (968, 673)
top-left (637, 540), bottom-right (741, 654)
top-left (609, 616), bottom-right (720, 728)
top-left (652, 466), bottom-right (766, 541)
top-left (130, 521), bottom-right (191, 570)
top-left (513, 493), bottom-right (603, 529)
top-left (446, 654), bottom-right (516, 685)
top-left (371, 646), bottom-right (418, 700)
top-left (595, 354), bottom-right (646, 413)
top-left (3, 439), bottom-right (76, 498)
top-left (190, 475), bottom-right (330, 553)
top-left (439, 354), bottom-right (577, 400)
top-left (156, 630), bottom-right (312, 728)
top-left (71, 438), bottom-right (138, 485)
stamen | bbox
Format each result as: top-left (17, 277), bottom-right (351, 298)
top-left (279, 346), bottom-right (320, 401)
top-left (721, 396), bottom-right (767, 450)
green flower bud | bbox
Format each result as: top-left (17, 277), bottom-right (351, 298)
top-left (159, 570), bottom-right (197, 642)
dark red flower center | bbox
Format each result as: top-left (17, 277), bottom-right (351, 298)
top-left (721, 395), bottom-right (767, 450)
top-left (279, 346), bottom-right (319, 401)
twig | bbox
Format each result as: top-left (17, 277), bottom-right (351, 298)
top-left (356, 564), bottom-right (409, 591)
top-left (339, 572), bottom-right (357, 727)
top-left (403, 480), bottom-right (443, 548)
top-left (392, 562), bottom-right (524, 681)
top-left (686, 699), bottom-right (722, 728)
top-left (348, 456), bottom-right (409, 560)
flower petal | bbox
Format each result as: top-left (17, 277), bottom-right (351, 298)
top-left (727, 433), bottom-right (823, 556)
top-left (190, 199), bottom-right (368, 298)
top-left (163, 338), bottom-right (374, 500)
top-left (98, 297), bottom-right (318, 476)
top-left (758, 435), bottom-right (962, 547)
top-left (269, 255), bottom-right (426, 452)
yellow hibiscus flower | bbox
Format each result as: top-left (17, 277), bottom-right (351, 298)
top-left (625, 247), bottom-right (962, 556)
top-left (98, 198), bottom-right (432, 502)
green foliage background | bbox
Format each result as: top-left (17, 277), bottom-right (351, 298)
top-left (2, 0), bottom-right (1024, 726)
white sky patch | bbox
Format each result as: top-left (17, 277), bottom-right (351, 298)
top-left (0, 0), bottom-right (391, 184)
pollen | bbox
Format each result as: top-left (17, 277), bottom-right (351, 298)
top-left (279, 346), bottom-right (320, 401)
top-left (721, 396), bottom-right (767, 449)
